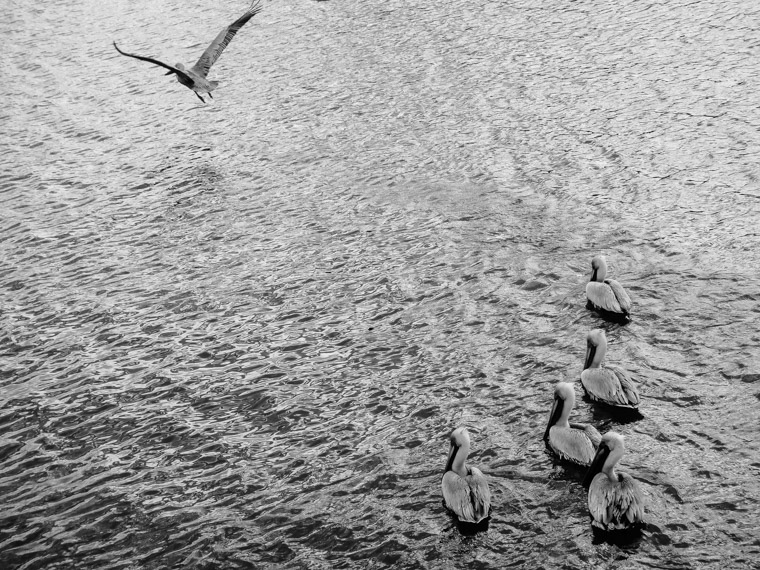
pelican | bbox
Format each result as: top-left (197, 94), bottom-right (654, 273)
top-left (113, 0), bottom-right (263, 103)
top-left (583, 432), bottom-right (645, 530)
top-left (581, 329), bottom-right (640, 409)
top-left (586, 255), bottom-right (632, 322)
top-left (441, 427), bottom-right (491, 524)
top-left (544, 382), bottom-right (602, 465)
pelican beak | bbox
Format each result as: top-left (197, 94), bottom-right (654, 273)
top-left (544, 395), bottom-right (562, 441)
top-left (444, 442), bottom-right (460, 473)
top-left (589, 267), bottom-right (598, 282)
top-left (583, 341), bottom-right (596, 370)
top-left (583, 441), bottom-right (610, 487)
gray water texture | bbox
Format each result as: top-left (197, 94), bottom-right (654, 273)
top-left (1, 0), bottom-right (759, 568)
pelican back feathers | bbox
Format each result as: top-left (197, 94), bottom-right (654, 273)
top-left (442, 467), bottom-right (491, 524)
top-left (547, 423), bottom-right (601, 465)
top-left (586, 279), bottom-right (631, 315)
top-left (581, 366), bottom-right (640, 408)
top-left (588, 471), bottom-right (645, 530)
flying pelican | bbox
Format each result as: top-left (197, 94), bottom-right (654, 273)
top-left (544, 382), bottom-right (602, 465)
top-left (583, 432), bottom-right (645, 531)
top-left (586, 255), bottom-right (632, 322)
top-left (113, 0), bottom-right (263, 103)
top-left (581, 329), bottom-right (640, 409)
top-left (441, 427), bottom-right (491, 524)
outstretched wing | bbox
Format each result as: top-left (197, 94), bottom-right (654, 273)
top-left (113, 42), bottom-right (194, 83)
top-left (191, 0), bottom-right (263, 77)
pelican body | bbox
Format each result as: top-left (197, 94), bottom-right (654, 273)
top-left (581, 329), bottom-right (640, 409)
top-left (544, 382), bottom-right (601, 465)
top-left (586, 256), bottom-right (631, 322)
top-left (441, 427), bottom-right (491, 524)
top-left (583, 432), bottom-right (645, 530)
top-left (113, 0), bottom-right (263, 103)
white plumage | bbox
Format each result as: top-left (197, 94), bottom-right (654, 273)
top-left (441, 427), bottom-right (491, 524)
top-left (586, 256), bottom-right (632, 321)
top-left (544, 382), bottom-right (602, 465)
top-left (581, 329), bottom-right (640, 409)
top-left (583, 432), bottom-right (645, 530)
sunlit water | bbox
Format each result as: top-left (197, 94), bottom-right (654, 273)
top-left (1, 0), bottom-right (759, 568)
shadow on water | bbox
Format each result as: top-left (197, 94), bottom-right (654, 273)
top-left (586, 399), bottom-right (645, 425)
top-left (543, 451), bottom-right (592, 484)
top-left (442, 501), bottom-right (491, 536)
top-left (453, 516), bottom-right (491, 537)
top-left (590, 524), bottom-right (645, 547)
top-left (585, 300), bottom-right (632, 325)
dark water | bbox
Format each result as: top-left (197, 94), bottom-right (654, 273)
top-left (2, 0), bottom-right (759, 568)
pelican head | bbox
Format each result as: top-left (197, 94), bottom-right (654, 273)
top-left (165, 62), bottom-right (185, 76)
top-left (445, 427), bottom-right (471, 476)
top-left (583, 431), bottom-right (625, 486)
top-left (583, 329), bottom-right (608, 370)
top-left (589, 255), bottom-right (608, 283)
top-left (544, 382), bottom-right (575, 441)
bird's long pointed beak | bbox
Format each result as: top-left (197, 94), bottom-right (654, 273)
top-left (583, 342), bottom-right (596, 370)
top-left (444, 442), bottom-right (459, 473)
top-left (544, 396), bottom-right (562, 441)
top-left (583, 441), bottom-right (610, 487)
top-left (164, 70), bottom-right (173, 76)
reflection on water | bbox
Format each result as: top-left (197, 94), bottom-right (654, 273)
top-left (2, 0), bottom-right (759, 568)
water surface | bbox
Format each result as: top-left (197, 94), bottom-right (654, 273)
top-left (1, 0), bottom-right (759, 568)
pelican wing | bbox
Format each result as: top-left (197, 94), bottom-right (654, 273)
top-left (588, 472), bottom-right (645, 530)
top-left (608, 365), bottom-right (640, 406)
top-left (442, 469), bottom-right (491, 523)
top-left (467, 467), bottom-right (492, 522)
top-left (586, 281), bottom-right (624, 314)
top-left (582, 423), bottom-right (603, 448)
top-left (191, 0), bottom-right (263, 77)
top-left (606, 279), bottom-right (631, 313)
top-left (549, 425), bottom-right (599, 465)
top-left (113, 42), bottom-right (194, 83)
top-left (581, 368), bottom-right (639, 408)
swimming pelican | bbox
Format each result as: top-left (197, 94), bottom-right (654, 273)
top-left (583, 432), bottom-right (645, 530)
top-left (586, 255), bottom-right (632, 322)
top-left (113, 0), bottom-right (263, 103)
top-left (441, 427), bottom-right (491, 524)
top-left (581, 329), bottom-right (640, 409)
top-left (544, 382), bottom-right (602, 465)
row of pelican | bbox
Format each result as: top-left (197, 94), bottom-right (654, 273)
top-left (442, 256), bottom-right (645, 533)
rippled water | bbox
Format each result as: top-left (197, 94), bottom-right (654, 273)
top-left (2, 0), bottom-right (759, 568)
